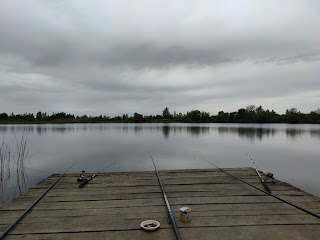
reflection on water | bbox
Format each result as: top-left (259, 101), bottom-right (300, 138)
top-left (311, 129), bottom-right (320, 137)
top-left (162, 126), bottom-right (170, 139)
top-left (1, 124), bottom-right (319, 140)
top-left (217, 126), bottom-right (320, 141)
top-left (0, 123), bottom-right (319, 206)
top-left (285, 128), bottom-right (305, 140)
top-left (162, 125), bottom-right (210, 139)
top-left (217, 127), bottom-right (277, 141)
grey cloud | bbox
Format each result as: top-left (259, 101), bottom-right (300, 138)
top-left (0, 0), bottom-right (319, 115)
top-left (273, 53), bottom-right (320, 65)
top-left (1, 0), bottom-right (319, 69)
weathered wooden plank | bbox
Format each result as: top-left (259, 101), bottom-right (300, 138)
top-left (4, 225), bottom-right (320, 240)
top-left (46, 172), bottom-right (261, 181)
top-left (18, 183), bottom-right (300, 197)
top-left (27, 183), bottom-right (295, 194)
top-left (30, 181), bottom-right (290, 192)
top-left (9, 190), bottom-right (311, 204)
top-left (38, 168), bottom-right (263, 184)
top-left (185, 225), bottom-right (320, 240)
top-left (51, 170), bottom-right (259, 177)
top-left (43, 176), bottom-right (266, 185)
top-left (2, 204), bottom-right (320, 220)
top-left (7, 193), bottom-right (320, 206)
top-left (48, 168), bottom-right (256, 177)
top-left (5, 195), bottom-right (308, 210)
top-left (16, 185), bottom-right (309, 195)
top-left (20, 190), bottom-right (312, 200)
top-left (2, 208), bottom-right (320, 226)
top-left (172, 195), bottom-right (320, 204)
top-left (37, 178), bottom-right (270, 188)
top-left (4, 214), bottom-right (320, 235)
top-left (3, 197), bottom-right (164, 210)
top-left (4, 229), bottom-right (175, 240)
top-left (180, 225), bottom-right (320, 240)
top-left (3, 199), bottom-right (320, 212)
top-left (9, 212), bottom-right (320, 227)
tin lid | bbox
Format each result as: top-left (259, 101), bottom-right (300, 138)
top-left (180, 207), bottom-right (191, 212)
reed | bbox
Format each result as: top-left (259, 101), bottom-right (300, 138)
top-left (14, 132), bottom-right (32, 195)
top-left (0, 132), bottom-right (33, 206)
top-left (0, 140), bottom-right (11, 204)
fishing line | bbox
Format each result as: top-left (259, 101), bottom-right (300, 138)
top-left (204, 159), bottom-right (320, 220)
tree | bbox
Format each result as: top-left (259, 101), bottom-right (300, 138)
top-left (286, 108), bottom-right (298, 114)
top-left (313, 108), bottom-right (320, 114)
top-left (36, 111), bottom-right (42, 120)
top-left (215, 111), bottom-right (229, 123)
top-left (309, 109), bottom-right (320, 123)
top-left (246, 105), bottom-right (256, 112)
top-left (200, 111), bottom-right (210, 122)
top-left (186, 110), bottom-right (201, 122)
top-left (284, 108), bottom-right (302, 123)
top-left (122, 114), bottom-right (128, 120)
top-left (162, 107), bottom-right (172, 119)
top-left (237, 108), bottom-right (247, 122)
top-left (0, 113), bottom-right (8, 120)
top-left (133, 112), bottom-right (143, 119)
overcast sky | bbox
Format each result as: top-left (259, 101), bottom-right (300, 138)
top-left (0, 0), bottom-right (319, 116)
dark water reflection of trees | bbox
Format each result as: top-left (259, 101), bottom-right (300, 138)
top-left (0, 124), bottom-right (320, 141)
top-left (217, 127), bottom-right (320, 141)
top-left (162, 126), bottom-right (211, 138)
top-left (217, 127), bottom-right (277, 141)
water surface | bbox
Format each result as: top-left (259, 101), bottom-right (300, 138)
top-left (1, 123), bottom-right (319, 206)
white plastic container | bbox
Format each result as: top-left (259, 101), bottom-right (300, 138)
top-left (140, 220), bottom-right (160, 231)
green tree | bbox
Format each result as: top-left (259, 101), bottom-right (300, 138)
top-left (36, 111), bottom-right (42, 120)
top-left (162, 107), bottom-right (172, 119)
top-left (237, 108), bottom-right (247, 122)
top-left (133, 112), bottom-right (143, 119)
top-left (186, 110), bottom-right (201, 122)
top-left (122, 114), bottom-right (128, 120)
top-left (0, 113), bottom-right (8, 120)
top-left (309, 109), bottom-right (320, 123)
top-left (216, 111), bottom-right (229, 123)
top-left (284, 108), bottom-right (302, 123)
top-left (200, 111), bottom-right (210, 122)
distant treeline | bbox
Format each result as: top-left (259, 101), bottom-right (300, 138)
top-left (0, 106), bottom-right (320, 124)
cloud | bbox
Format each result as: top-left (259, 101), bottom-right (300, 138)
top-left (0, 0), bottom-right (319, 115)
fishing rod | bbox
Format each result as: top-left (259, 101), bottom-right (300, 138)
top-left (79, 161), bottom-right (116, 188)
top-left (0, 161), bottom-right (78, 240)
top-left (150, 155), bottom-right (181, 240)
top-left (204, 160), bottom-right (320, 220)
top-left (246, 153), bottom-right (271, 193)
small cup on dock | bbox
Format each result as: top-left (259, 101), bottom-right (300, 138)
top-left (179, 206), bottom-right (191, 222)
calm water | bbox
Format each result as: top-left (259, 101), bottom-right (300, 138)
top-left (1, 123), bottom-right (320, 206)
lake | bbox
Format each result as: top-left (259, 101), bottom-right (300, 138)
top-left (1, 123), bottom-right (320, 206)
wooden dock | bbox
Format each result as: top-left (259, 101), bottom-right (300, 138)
top-left (1, 168), bottom-right (320, 239)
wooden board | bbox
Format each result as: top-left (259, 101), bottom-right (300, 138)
top-left (1, 168), bottom-right (320, 239)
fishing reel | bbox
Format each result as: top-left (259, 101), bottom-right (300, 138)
top-left (264, 172), bottom-right (275, 183)
top-left (77, 171), bottom-right (88, 182)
